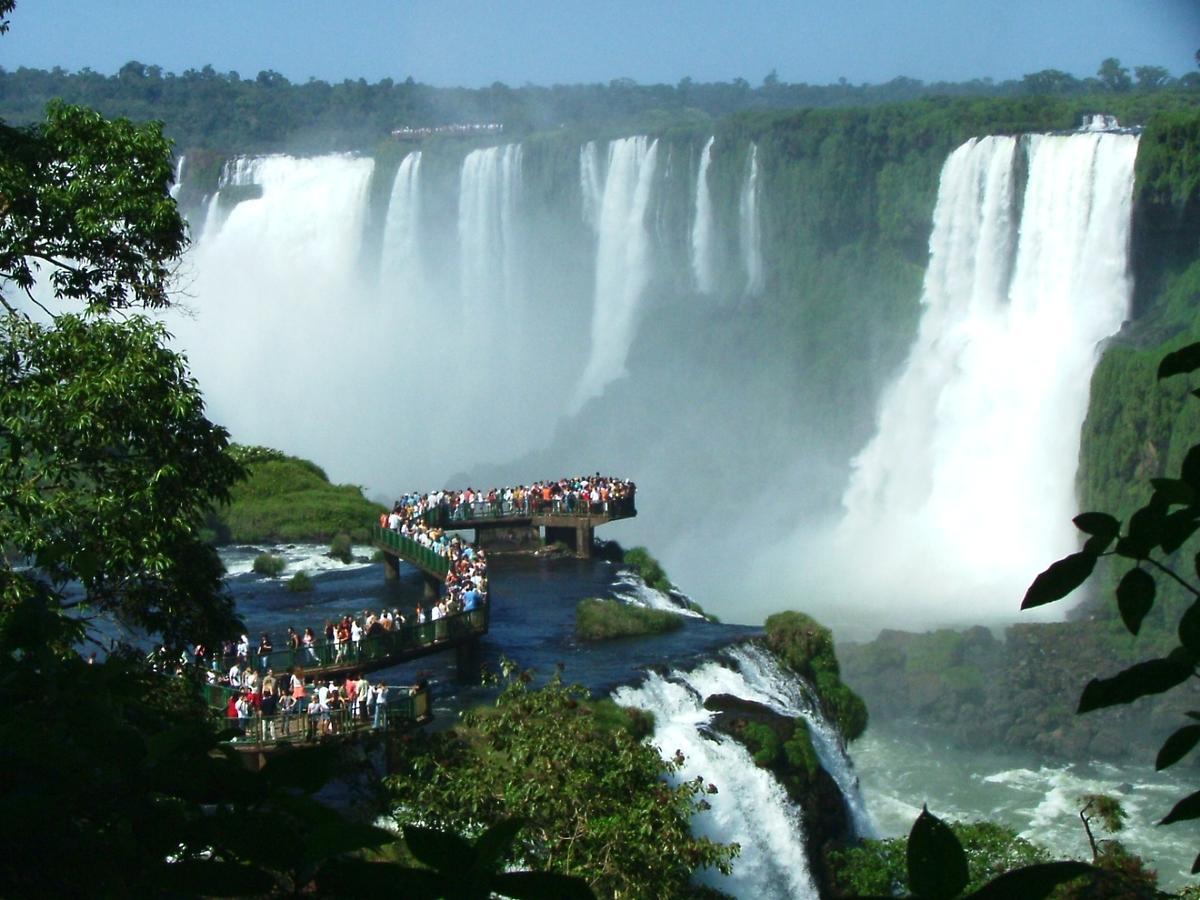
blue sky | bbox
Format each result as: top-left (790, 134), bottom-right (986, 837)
top-left (2, 0), bottom-right (1197, 87)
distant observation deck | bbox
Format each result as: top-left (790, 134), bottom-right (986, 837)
top-left (391, 122), bottom-right (504, 141)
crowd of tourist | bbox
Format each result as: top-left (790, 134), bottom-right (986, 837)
top-left (222, 668), bottom-right (397, 739)
top-left (388, 474), bottom-right (636, 524)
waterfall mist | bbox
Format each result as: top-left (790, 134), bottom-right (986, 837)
top-left (170, 127), bottom-right (1139, 634)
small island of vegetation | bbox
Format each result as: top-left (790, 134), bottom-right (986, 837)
top-left (575, 597), bottom-right (684, 640)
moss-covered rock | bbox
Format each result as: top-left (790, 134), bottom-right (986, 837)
top-left (763, 611), bottom-right (869, 742)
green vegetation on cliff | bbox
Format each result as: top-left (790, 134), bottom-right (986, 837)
top-left (204, 445), bottom-right (383, 544)
top-left (763, 611), bottom-right (869, 741)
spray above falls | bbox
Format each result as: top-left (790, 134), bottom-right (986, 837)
top-left (827, 130), bottom-right (1139, 627)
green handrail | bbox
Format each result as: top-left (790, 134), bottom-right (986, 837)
top-left (372, 524), bottom-right (451, 577)
top-left (222, 602), bottom-right (490, 678)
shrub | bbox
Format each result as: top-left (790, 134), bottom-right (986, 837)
top-left (575, 598), bottom-right (683, 641)
top-left (285, 571), bottom-right (313, 593)
top-left (252, 553), bottom-right (286, 577)
top-left (329, 532), bottom-right (353, 564)
top-left (764, 611), bottom-right (869, 741)
top-left (622, 546), bottom-right (673, 594)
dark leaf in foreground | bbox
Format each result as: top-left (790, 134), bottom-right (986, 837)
top-left (907, 807), bottom-right (968, 900)
top-left (965, 861), bottom-right (1097, 900)
top-left (1156, 724), bottom-right (1200, 771)
top-left (1116, 567), bottom-right (1155, 635)
top-left (1078, 658), bottom-right (1193, 713)
top-left (1157, 341), bottom-right (1200, 380)
top-left (1023, 552), bottom-right (1095, 609)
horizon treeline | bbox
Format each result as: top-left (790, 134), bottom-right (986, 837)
top-left (0, 55), bottom-right (1196, 153)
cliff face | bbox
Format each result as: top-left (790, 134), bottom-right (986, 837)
top-left (839, 623), bottom-right (1200, 763)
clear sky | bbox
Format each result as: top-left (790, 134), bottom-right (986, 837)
top-left (2, 0), bottom-right (1197, 88)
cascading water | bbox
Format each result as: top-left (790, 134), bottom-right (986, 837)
top-left (826, 130), bottom-right (1139, 628)
top-left (691, 136), bottom-right (716, 294)
top-left (169, 155), bottom-right (185, 200)
top-left (170, 153), bottom-right (378, 474)
top-left (379, 151), bottom-right (425, 305)
top-left (457, 144), bottom-right (523, 326)
top-left (611, 641), bottom-right (872, 898)
top-left (739, 144), bottom-right (764, 296)
top-left (570, 135), bottom-right (659, 411)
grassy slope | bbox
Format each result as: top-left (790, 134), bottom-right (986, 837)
top-left (207, 446), bottom-right (384, 544)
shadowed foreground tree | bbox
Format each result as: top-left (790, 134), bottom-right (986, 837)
top-left (0, 10), bottom-right (596, 893)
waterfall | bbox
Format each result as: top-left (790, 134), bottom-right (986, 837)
top-left (722, 643), bottom-right (874, 838)
top-left (691, 137), bottom-right (716, 294)
top-left (380, 151), bottom-right (425, 304)
top-left (171, 153), bottom-right (376, 477)
top-left (169, 155), bottom-right (185, 200)
top-left (739, 144), bottom-right (764, 296)
top-left (580, 141), bottom-right (604, 230)
top-left (612, 648), bottom-right (847, 898)
top-left (458, 144), bottom-right (523, 325)
top-left (835, 131), bottom-right (1139, 623)
top-left (571, 136), bottom-right (659, 411)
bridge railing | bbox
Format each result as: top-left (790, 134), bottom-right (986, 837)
top-left (206, 682), bottom-right (432, 745)
top-left (373, 525), bottom-right (451, 576)
top-left (224, 604), bottom-right (489, 676)
top-left (422, 494), bottom-right (636, 525)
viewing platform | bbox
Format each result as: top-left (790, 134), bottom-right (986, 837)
top-left (204, 680), bottom-right (432, 769)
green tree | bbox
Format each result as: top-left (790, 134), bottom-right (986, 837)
top-left (385, 662), bottom-right (738, 898)
top-left (1134, 65), bottom-right (1172, 91)
top-left (1097, 58), bottom-right (1133, 93)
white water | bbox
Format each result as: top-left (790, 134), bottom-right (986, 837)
top-left (458, 144), bottom-right (523, 328)
top-left (805, 131), bottom-right (1138, 631)
top-left (380, 151), bottom-right (425, 306)
top-left (739, 144), bottom-right (764, 297)
top-left (611, 570), bottom-right (707, 619)
top-left (855, 725), bottom-right (1198, 892)
top-left (171, 153), bottom-right (379, 477)
top-left (571, 136), bottom-right (660, 411)
top-left (613, 662), bottom-right (821, 898)
top-left (691, 137), bottom-right (717, 294)
top-left (169, 155), bottom-right (185, 200)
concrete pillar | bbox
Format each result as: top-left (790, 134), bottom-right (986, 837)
top-left (455, 635), bottom-right (481, 684)
top-left (422, 572), bottom-right (441, 600)
top-left (382, 551), bottom-right (400, 581)
top-left (576, 524), bottom-right (593, 558)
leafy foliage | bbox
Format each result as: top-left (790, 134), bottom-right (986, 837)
top-left (252, 552), bottom-right (287, 576)
top-left (384, 662), bottom-right (737, 898)
top-left (575, 596), bottom-right (683, 640)
top-left (0, 100), bottom-right (186, 313)
top-left (1026, 339), bottom-right (1200, 875)
top-left (286, 570), bottom-right (314, 593)
top-left (831, 809), bottom-right (1095, 899)
top-left (622, 545), bottom-right (675, 593)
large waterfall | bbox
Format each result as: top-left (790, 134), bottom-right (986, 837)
top-left (826, 131), bottom-right (1139, 628)
top-left (740, 144), bottom-right (764, 296)
top-left (691, 136), bottom-right (716, 294)
top-left (380, 151), bottom-right (425, 305)
top-left (171, 125), bottom-right (1136, 634)
top-left (572, 136), bottom-right (660, 411)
